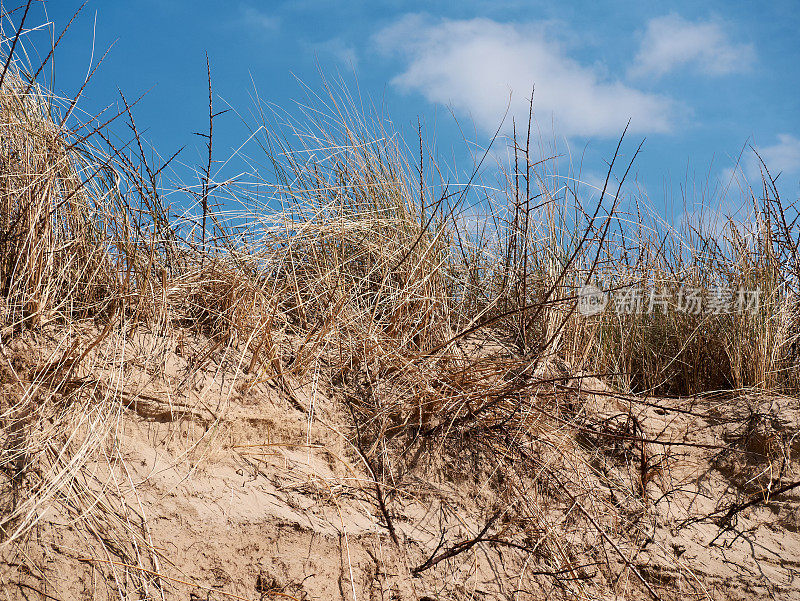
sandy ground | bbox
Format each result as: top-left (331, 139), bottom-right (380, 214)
top-left (1, 327), bottom-right (799, 600)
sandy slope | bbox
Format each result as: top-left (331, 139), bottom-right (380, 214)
top-left (1, 326), bottom-right (799, 600)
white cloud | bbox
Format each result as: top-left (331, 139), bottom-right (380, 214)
top-left (242, 7), bottom-right (280, 31)
top-left (720, 134), bottom-right (800, 189)
top-left (314, 38), bottom-right (359, 68)
top-left (375, 15), bottom-right (675, 139)
top-left (630, 14), bottom-right (754, 79)
top-left (750, 134), bottom-right (800, 179)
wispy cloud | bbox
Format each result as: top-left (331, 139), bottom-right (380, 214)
top-left (375, 15), bottom-right (675, 139)
top-left (314, 38), bottom-right (358, 68)
top-left (629, 14), bottom-right (754, 79)
top-left (751, 134), bottom-right (800, 179)
top-left (241, 6), bottom-right (280, 31)
top-left (721, 134), bottom-right (800, 191)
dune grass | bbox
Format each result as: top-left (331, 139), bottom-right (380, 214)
top-left (0, 6), bottom-right (799, 599)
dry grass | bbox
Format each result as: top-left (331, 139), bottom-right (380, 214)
top-left (0, 6), bottom-right (799, 600)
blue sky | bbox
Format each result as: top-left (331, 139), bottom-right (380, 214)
top-left (22, 1), bottom-right (800, 222)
